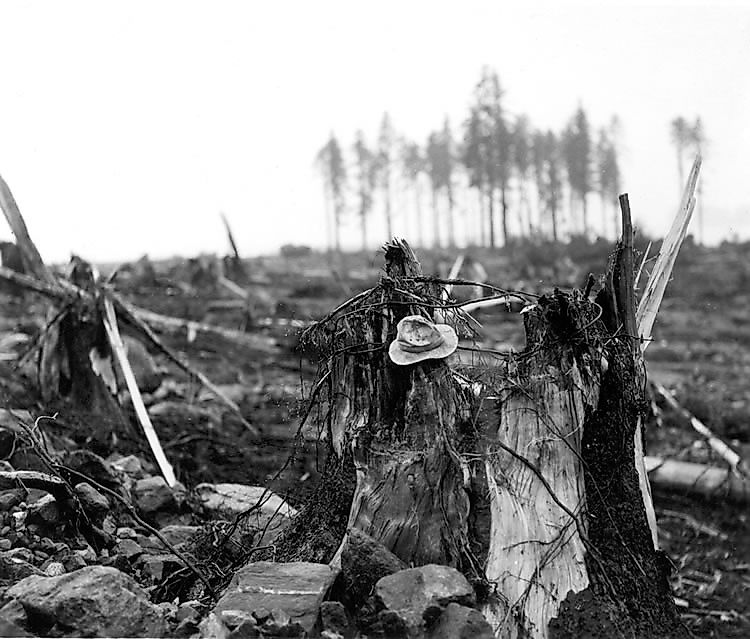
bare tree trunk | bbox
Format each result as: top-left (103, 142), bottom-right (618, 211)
top-left (551, 198), bottom-right (559, 242)
top-left (414, 181), bottom-right (424, 248)
top-left (360, 208), bottom-right (368, 253)
top-left (384, 176), bottom-right (393, 241)
top-left (479, 186), bottom-right (487, 247)
top-left (432, 189), bottom-right (441, 249)
top-left (582, 192), bottom-right (590, 237)
top-left (500, 184), bottom-right (509, 246)
top-left (488, 186), bottom-right (496, 248)
top-left (446, 185), bottom-right (456, 248)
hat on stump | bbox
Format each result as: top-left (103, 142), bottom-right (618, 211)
top-left (388, 315), bottom-right (458, 365)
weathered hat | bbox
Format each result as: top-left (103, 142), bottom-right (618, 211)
top-left (388, 315), bottom-right (458, 365)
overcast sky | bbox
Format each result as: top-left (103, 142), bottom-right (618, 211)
top-left (0, 1), bottom-right (748, 264)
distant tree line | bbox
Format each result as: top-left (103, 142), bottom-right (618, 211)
top-left (316, 66), bottom-right (703, 252)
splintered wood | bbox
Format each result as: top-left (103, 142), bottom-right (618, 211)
top-left (482, 360), bottom-right (596, 637)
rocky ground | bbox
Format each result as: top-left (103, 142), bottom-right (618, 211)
top-left (0, 239), bottom-right (748, 637)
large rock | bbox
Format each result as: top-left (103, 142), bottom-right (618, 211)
top-left (61, 450), bottom-right (120, 492)
top-left (6, 565), bottom-right (167, 637)
top-left (133, 475), bottom-right (176, 516)
top-left (195, 483), bottom-right (296, 544)
top-left (214, 561), bottom-right (338, 634)
top-left (0, 552), bottom-right (44, 581)
top-left (158, 523), bottom-right (201, 547)
top-left (74, 482), bottom-right (110, 524)
top-left (375, 565), bottom-right (476, 634)
top-left (427, 603), bottom-right (493, 639)
top-left (341, 529), bottom-right (407, 606)
top-left (25, 494), bottom-right (60, 526)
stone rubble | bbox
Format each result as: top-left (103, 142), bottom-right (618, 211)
top-left (0, 430), bottom-right (495, 638)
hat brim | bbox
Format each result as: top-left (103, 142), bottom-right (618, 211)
top-left (388, 324), bottom-right (459, 366)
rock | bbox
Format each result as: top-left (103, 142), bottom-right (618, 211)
top-left (0, 489), bottom-right (27, 511)
top-left (194, 483), bottom-right (296, 544)
top-left (63, 552), bottom-right (87, 571)
top-left (220, 609), bottom-right (255, 629)
top-left (319, 600), bottom-right (352, 637)
top-left (116, 538), bottom-right (143, 560)
top-left (6, 565), bottom-right (167, 637)
top-left (228, 619), bottom-right (260, 639)
top-left (61, 450), bottom-right (120, 492)
top-left (0, 552), bottom-right (44, 580)
top-left (0, 538), bottom-right (11, 551)
top-left (25, 494), bottom-right (60, 526)
top-left (176, 601), bottom-right (203, 622)
top-left (174, 617), bottom-right (201, 638)
top-left (0, 617), bottom-right (32, 637)
top-left (11, 510), bottom-right (26, 529)
top-left (159, 523), bottom-right (201, 546)
top-left (75, 545), bottom-right (97, 563)
top-left (137, 553), bottom-right (185, 581)
top-left (74, 482), bottom-right (110, 523)
top-left (427, 603), bottom-right (494, 639)
top-left (133, 476), bottom-right (176, 516)
top-left (174, 602), bottom-right (203, 638)
top-left (117, 526), bottom-right (137, 538)
top-left (4, 547), bottom-right (35, 562)
top-left (156, 600), bottom-right (179, 620)
top-left (199, 612), bottom-right (230, 639)
top-left (109, 454), bottom-right (146, 478)
top-left (102, 552), bottom-right (133, 575)
top-left (0, 598), bottom-right (28, 628)
top-left (43, 562), bottom-right (65, 577)
top-left (375, 565), bottom-right (476, 634)
top-left (214, 561), bottom-right (339, 635)
top-left (341, 529), bottom-right (407, 606)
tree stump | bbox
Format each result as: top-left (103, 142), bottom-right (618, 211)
top-left (263, 238), bottom-right (682, 638)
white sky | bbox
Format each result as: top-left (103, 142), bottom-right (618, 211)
top-left (0, 1), bottom-right (748, 263)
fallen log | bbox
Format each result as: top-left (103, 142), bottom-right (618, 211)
top-left (645, 456), bottom-right (750, 504)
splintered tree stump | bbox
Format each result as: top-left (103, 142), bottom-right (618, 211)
top-left (268, 238), bottom-right (681, 639)
top-left (274, 240), bottom-right (476, 572)
top-left (480, 293), bottom-right (598, 635)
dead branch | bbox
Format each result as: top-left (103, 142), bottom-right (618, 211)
top-left (0, 174), bottom-right (56, 285)
top-left (102, 297), bottom-right (176, 486)
top-left (652, 382), bottom-right (745, 475)
top-left (111, 294), bottom-right (260, 437)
